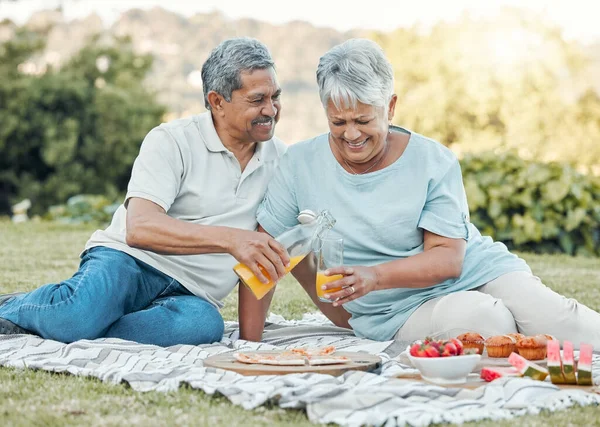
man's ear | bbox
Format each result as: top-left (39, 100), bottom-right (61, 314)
top-left (387, 94), bottom-right (397, 122)
top-left (207, 91), bottom-right (226, 115)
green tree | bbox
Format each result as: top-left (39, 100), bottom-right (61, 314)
top-left (0, 29), bottom-right (165, 215)
top-left (376, 8), bottom-right (599, 173)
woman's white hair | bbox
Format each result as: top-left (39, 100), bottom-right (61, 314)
top-left (316, 38), bottom-right (394, 110)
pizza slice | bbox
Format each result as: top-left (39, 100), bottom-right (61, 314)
top-left (307, 354), bottom-right (351, 366)
top-left (290, 345), bottom-right (336, 357)
top-left (233, 351), bottom-right (307, 366)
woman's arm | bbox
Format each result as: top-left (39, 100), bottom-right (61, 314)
top-left (320, 230), bottom-right (466, 306)
top-left (376, 230), bottom-right (466, 289)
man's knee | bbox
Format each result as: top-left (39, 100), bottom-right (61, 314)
top-left (173, 298), bottom-right (224, 345)
top-left (430, 291), bottom-right (517, 338)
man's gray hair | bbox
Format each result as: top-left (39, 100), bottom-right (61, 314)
top-left (202, 38), bottom-right (275, 110)
top-left (316, 38), bottom-right (394, 110)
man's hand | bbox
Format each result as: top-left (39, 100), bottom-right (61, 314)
top-left (226, 229), bottom-right (290, 284)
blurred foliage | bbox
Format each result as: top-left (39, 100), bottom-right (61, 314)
top-left (0, 29), bottom-right (166, 215)
top-left (461, 152), bottom-right (600, 256)
top-left (45, 194), bottom-right (120, 225)
top-left (376, 10), bottom-right (600, 174)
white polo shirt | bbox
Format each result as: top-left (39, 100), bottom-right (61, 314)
top-left (85, 112), bottom-right (287, 308)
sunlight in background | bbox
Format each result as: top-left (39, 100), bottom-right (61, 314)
top-left (0, 0), bottom-right (599, 43)
top-left (490, 29), bottom-right (539, 66)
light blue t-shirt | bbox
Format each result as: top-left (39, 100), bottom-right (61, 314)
top-left (257, 127), bottom-right (531, 341)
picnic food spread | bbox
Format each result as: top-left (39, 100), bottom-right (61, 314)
top-left (233, 345), bottom-right (351, 366)
top-left (408, 333), bottom-right (595, 387)
top-left (457, 332), bottom-right (554, 360)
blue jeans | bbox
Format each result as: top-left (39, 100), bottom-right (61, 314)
top-left (0, 247), bottom-right (224, 346)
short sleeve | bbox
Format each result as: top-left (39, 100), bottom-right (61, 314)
top-left (418, 158), bottom-right (470, 240)
top-left (126, 128), bottom-right (183, 212)
top-left (256, 150), bottom-right (299, 237)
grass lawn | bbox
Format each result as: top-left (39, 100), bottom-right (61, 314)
top-left (1, 220), bottom-right (599, 426)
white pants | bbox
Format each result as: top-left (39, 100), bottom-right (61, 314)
top-left (395, 271), bottom-right (600, 349)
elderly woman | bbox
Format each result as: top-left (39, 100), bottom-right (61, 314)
top-left (239, 38), bottom-right (600, 347)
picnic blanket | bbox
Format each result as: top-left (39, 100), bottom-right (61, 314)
top-left (1, 312), bottom-right (599, 427)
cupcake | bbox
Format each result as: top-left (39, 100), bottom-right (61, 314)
top-left (507, 333), bottom-right (525, 344)
top-left (516, 336), bottom-right (548, 360)
top-left (536, 334), bottom-right (556, 342)
top-left (457, 332), bottom-right (485, 355)
top-left (485, 335), bottom-right (516, 358)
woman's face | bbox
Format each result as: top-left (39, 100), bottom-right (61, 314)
top-left (326, 96), bottom-right (397, 168)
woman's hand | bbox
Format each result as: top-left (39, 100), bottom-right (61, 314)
top-left (320, 266), bottom-right (380, 306)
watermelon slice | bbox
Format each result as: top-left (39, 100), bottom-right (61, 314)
top-left (547, 340), bottom-right (566, 384)
top-left (508, 352), bottom-right (548, 381)
top-left (562, 341), bottom-right (577, 384)
top-left (577, 343), bottom-right (593, 386)
top-left (480, 366), bottom-right (520, 382)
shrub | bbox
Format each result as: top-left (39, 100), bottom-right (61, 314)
top-left (45, 194), bottom-right (120, 226)
top-left (461, 152), bottom-right (600, 256)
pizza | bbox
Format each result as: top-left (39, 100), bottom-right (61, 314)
top-left (233, 351), bottom-right (306, 366)
top-left (233, 346), bottom-right (350, 366)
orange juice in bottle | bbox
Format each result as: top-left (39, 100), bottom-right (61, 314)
top-left (234, 255), bottom-right (306, 300)
top-left (315, 272), bottom-right (343, 300)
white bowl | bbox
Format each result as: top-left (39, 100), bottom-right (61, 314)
top-left (406, 347), bottom-right (481, 385)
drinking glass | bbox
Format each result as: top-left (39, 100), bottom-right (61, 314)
top-left (315, 237), bottom-right (344, 303)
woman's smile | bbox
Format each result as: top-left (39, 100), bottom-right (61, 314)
top-left (345, 137), bottom-right (369, 151)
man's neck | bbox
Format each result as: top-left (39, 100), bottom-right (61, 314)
top-left (212, 115), bottom-right (258, 170)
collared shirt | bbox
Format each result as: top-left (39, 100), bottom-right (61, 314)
top-left (86, 112), bottom-right (287, 307)
top-left (257, 127), bottom-right (530, 340)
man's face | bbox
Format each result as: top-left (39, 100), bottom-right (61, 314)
top-left (221, 68), bottom-right (281, 144)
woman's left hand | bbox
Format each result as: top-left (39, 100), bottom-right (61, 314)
top-left (320, 266), bottom-right (380, 307)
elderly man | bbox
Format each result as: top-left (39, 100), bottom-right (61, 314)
top-left (0, 38), bottom-right (289, 346)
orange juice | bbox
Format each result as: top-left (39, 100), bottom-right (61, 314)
top-left (234, 255), bottom-right (306, 300)
top-left (316, 272), bottom-right (343, 301)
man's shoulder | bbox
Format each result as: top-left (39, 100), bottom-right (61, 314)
top-left (156, 114), bottom-right (202, 138)
top-left (270, 136), bottom-right (288, 157)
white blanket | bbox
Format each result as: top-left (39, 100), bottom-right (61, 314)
top-left (1, 313), bottom-right (599, 427)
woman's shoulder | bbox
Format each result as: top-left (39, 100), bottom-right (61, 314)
top-left (407, 130), bottom-right (458, 167)
top-left (286, 133), bottom-right (329, 154)
top-left (280, 133), bottom-right (330, 165)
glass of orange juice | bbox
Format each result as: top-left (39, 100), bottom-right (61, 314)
top-left (316, 237), bottom-right (344, 303)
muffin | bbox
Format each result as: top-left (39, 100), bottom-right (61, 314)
top-left (536, 334), bottom-right (556, 342)
top-left (507, 333), bottom-right (525, 344)
top-left (456, 332), bottom-right (485, 355)
top-left (516, 336), bottom-right (548, 360)
top-left (485, 335), bottom-right (516, 358)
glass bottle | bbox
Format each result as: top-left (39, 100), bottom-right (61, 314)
top-left (234, 210), bottom-right (336, 299)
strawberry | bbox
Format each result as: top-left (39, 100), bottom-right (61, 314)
top-left (415, 346), bottom-right (428, 357)
top-left (409, 342), bottom-right (422, 357)
top-left (429, 340), bottom-right (442, 351)
top-left (441, 341), bottom-right (458, 357)
top-left (425, 345), bottom-right (440, 357)
top-left (450, 338), bottom-right (464, 355)
top-left (423, 336), bottom-right (434, 345)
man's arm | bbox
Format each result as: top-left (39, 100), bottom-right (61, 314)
top-left (126, 198), bottom-right (289, 284)
top-left (238, 225), bottom-right (351, 342)
top-left (237, 225), bottom-right (280, 341)
top-left (238, 279), bottom-right (276, 341)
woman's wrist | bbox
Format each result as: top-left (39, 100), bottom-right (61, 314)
top-left (372, 264), bottom-right (384, 291)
